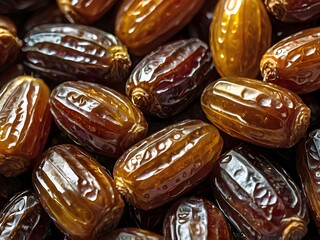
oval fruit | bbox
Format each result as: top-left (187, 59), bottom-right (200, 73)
top-left (103, 228), bottom-right (163, 240)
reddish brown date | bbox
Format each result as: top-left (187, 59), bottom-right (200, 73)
top-left (32, 144), bottom-right (125, 240)
top-left (201, 77), bottom-right (311, 148)
top-left (211, 145), bottom-right (309, 239)
top-left (261, 27), bottom-right (320, 94)
top-left (50, 81), bottom-right (148, 158)
top-left (23, 24), bottom-right (131, 84)
top-left (0, 190), bottom-right (51, 239)
top-left (126, 38), bottom-right (214, 118)
top-left (163, 197), bottom-right (232, 240)
top-left (0, 0), bottom-right (50, 14)
top-left (0, 76), bottom-right (52, 176)
top-left (113, 119), bottom-right (223, 210)
top-left (115, 0), bottom-right (205, 56)
top-left (100, 228), bottom-right (163, 240)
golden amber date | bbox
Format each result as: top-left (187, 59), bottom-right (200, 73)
top-left (113, 119), bottom-right (223, 210)
top-left (210, 0), bottom-right (271, 78)
top-left (211, 145), bottom-right (309, 239)
top-left (163, 197), bottom-right (232, 240)
top-left (115, 0), bottom-right (205, 56)
top-left (126, 38), bottom-right (214, 118)
top-left (32, 144), bottom-right (125, 240)
top-left (57, 0), bottom-right (116, 24)
top-left (201, 77), bottom-right (310, 148)
top-left (100, 228), bottom-right (163, 240)
top-left (0, 75), bottom-right (52, 176)
top-left (260, 27), bottom-right (320, 94)
top-left (50, 81), bottom-right (148, 158)
top-left (23, 24), bottom-right (131, 83)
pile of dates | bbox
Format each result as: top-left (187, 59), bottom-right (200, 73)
top-left (0, 0), bottom-right (320, 239)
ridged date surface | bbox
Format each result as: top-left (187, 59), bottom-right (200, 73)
top-left (126, 38), bottom-right (214, 118)
top-left (113, 119), bottom-right (223, 210)
top-left (201, 77), bottom-right (310, 148)
top-left (0, 0), bottom-right (50, 14)
top-left (210, 0), bottom-right (271, 78)
top-left (104, 228), bottom-right (163, 240)
top-left (0, 76), bottom-right (52, 176)
top-left (163, 197), bottom-right (232, 240)
top-left (260, 27), bottom-right (320, 94)
top-left (32, 144), bottom-right (125, 240)
top-left (23, 24), bottom-right (131, 83)
top-left (211, 145), bottom-right (309, 239)
top-left (297, 129), bottom-right (320, 228)
top-left (115, 0), bottom-right (205, 56)
top-left (264, 0), bottom-right (320, 22)
top-left (50, 81), bottom-right (148, 158)
top-left (0, 190), bottom-right (51, 239)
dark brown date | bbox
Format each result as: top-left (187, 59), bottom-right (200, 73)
top-left (126, 38), bottom-right (214, 118)
top-left (211, 145), bottom-right (309, 239)
top-left (0, 175), bottom-right (23, 208)
top-left (0, 190), bottom-right (51, 239)
top-left (32, 144), bottom-right (125, 240)
top-left (0, 0), bottom-right (50, 14)
top-left (163, 197), bottom-right (232, 240)
top-left (50, 81), bottom-right (148, 158)
top-left (23, 24), bottom-right (131, 84)
top-left (100, 227), bottom-right (163, 240)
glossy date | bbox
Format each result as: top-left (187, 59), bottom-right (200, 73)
top-left (102, 227), bottom-right (163, 240)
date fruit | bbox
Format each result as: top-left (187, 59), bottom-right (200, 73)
top-left (115, 0), bottom-right (205, 56)
top-left (113, 119), bottom-right (223, 210)
top-left (260, 27), bottom-right (320, 94)
top-left (102, 228), bottom-right (163, 240)
top-left (211, 145), bottom-right (309, 239)
top-left (50, 81), bottom-right (148, 158)
top-left (23, 24), bottom-right (131, 83)
top-left (201, 77), bottom-right (310, 148)
top-left (126, 38), bottom-right (214, 118)
top-left (163, 197), bottom-right (232, 240)
top-left (0, 75), bottom-right (52, 176)
top-left (32, 144), bottom-right (125, 240)
top-left (210, 0), bottom-right (271, 78)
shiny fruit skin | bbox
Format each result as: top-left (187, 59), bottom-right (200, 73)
top-left (163, 197), bottom-right (232, 240)
top-left (113, 119), bottom-right (223, 210)
top-left (260, 27), bottom-right (320, 95)
top-left (115, 0), bottom-right (205, 56)
top-left (50, 81), bottom-right (148, 158)
top-left (0, 76), bottom-right (52, 176)
top-left (22, 24), bottom-right (131, 83)
top-left (126, 38), bottom-right (214, 118)
top-left (32, 144), bottom-right (125, 240)
top-left (210, 0), bottom-right (271, 78)
top-left (211, 145), bottom-right (309, 240)
top-left (201, 77), bottom-right (310, 148)
top-left (101, 228), bottom-right (163, 240)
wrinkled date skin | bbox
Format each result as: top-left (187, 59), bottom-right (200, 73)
top-left (32, 144), bottom-right (125, 240)
top-left (210, 0), bottom-right (271, 78)
top-left (23, 24), bottom-right (131, 83)
top-left (297, 129), bottom-right (320, 228)
top-left (126, 38), bottom-right (214, 118)
top-left (163, 197), bottom-right (232, 240)
top-left (113, 119), bottom-right (223, 210)
top-left (264, 0), bottom-right (320, 22)
top-left (101, 227), bottom-right (163, 240)
top-left (57, 0), bottom-right (117, 24)
top-left (115, 0), bottom-right (205, 56)
top-left (211, 145), bottom-right (309, 240)
top-left (0, 0), bottom-right (50, 14)
top-left (260, 27), bottom-right (320, 94)
top-left (0, 190), bottom-right (51, 239)
top-left (0, 76), bottom-right (52, 177)
top-left (201, 77), bottom-right (311, 148)
top-left (50, 81), bottom-right (148, 158)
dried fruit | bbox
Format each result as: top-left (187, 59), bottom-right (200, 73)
top-left (211, 145), bottom-right (309, 239)
top-left (260, 27), bottom-right (320, 94)
top-left (115, 0), bottom-right (205, 56)
top-left (201, 77), bottom-right (310, 148)
top-left (210, 0), bottom-right (271, 78)
top-left (126, 38), bottom-right (214, 118)
top-left (103, 228), bottom-right (163, 240)
top-left (0, 75), bottom-right (52, 176)
top-left (113, 119), bottom-right (223, 210)
top-left (163, 197), bottom-right (232, 240)
top-left (50, 81), bottom-right (148, 158)
top-left (32, 144), bottom-right (125, 240)
top-left (23, 24), bottom-right (131, 83)
top-left (0, 175), bottom-right (23, 208)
